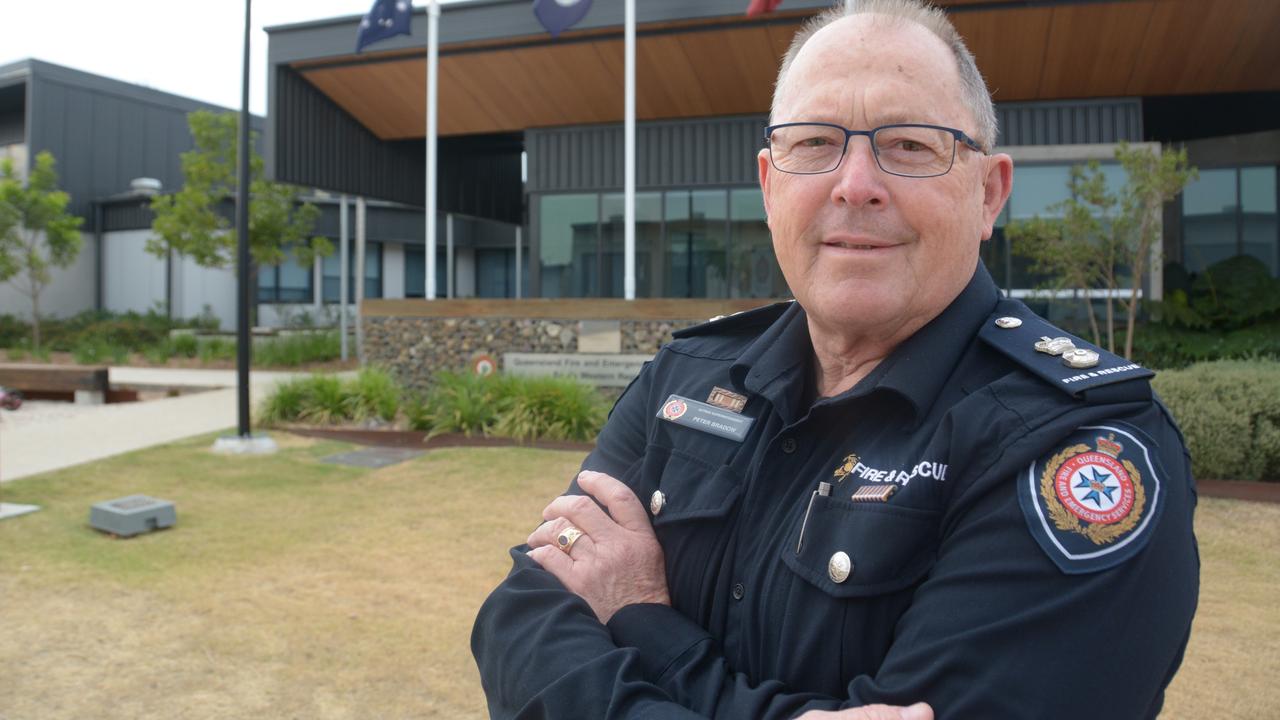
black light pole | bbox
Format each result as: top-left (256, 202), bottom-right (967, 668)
top-left (235, 0), bottom-right (252, 438)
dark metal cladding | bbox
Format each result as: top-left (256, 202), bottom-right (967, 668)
top-left (1, 59), bottom-right (263, 220)
top-left (272, 65), bottom-right (522, 224)
top-left (526, 115), bottom-right (767, 194)
top-left (996, 98), bottom-right (1142, 147)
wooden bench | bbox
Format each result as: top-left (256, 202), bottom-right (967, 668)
top-left (0, 363), bottom-right (110, 404)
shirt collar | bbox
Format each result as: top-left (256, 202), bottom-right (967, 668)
top-left (845, 262), bottom-right (999, 424)
top-left (731, 262), bottom-right (999, 425)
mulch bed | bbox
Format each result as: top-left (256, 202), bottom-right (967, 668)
top-left (282, 426), bottom-right (595, 453)
top-left (283, 426), bottom-right (1278, 504)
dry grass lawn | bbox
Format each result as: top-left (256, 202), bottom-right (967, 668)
top-left (0, 434), bottom-right (1276, 719)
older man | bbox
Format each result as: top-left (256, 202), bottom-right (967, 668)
top-left (472, 2), bottom-right (1198, 719)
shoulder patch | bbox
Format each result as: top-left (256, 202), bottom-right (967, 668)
top-left (979, 300), bottom-right (1153, 396)
top-left (671, 300), bottom-right (794, 339)
top-left (1018, 422), bottom-right (1166, 574)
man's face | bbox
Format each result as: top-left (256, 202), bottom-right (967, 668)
top-left (759, 15), bottom-right (1011, 338)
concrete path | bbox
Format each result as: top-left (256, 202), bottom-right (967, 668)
top-left (0, 367), bottom-right (347, 484)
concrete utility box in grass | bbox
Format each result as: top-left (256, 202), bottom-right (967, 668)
top-left (89, 495), bottom-right (176, 538)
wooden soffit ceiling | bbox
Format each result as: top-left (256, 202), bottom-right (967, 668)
top-left (294, 0), bottom-right (1280, 141)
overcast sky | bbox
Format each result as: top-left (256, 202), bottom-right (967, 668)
top-left (2, 1), bottom-right (470, 116)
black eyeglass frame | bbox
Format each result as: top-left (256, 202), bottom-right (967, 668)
top-left (763, 122), bottom-right (988, 178)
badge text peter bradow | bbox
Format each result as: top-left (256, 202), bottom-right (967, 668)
top-left (503, 353), bottom-right (651, 387)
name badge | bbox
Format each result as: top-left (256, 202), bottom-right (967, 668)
top-left (656, 394), bottom-right (754, 442)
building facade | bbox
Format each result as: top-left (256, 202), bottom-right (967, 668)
top-left (263, 0), bottom-right (1280, 316)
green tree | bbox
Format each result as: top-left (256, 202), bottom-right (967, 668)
top-left (0, 151), bottom-right (85, 350)
top-left (1006, 143), bottom-right (1197, 358)
top-left (148, 111), bottom-right (331, 275)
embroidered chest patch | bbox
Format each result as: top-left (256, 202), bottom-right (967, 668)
top-left (1018, 423), bottom-right (1165, 574)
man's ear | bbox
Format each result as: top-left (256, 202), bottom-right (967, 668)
top-left (979, 153), bottom-right (1013, 241)
top-left (758, 148), bottom-right (774, 223)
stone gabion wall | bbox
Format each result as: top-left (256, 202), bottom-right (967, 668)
top-left (365, 316), bottom-right (703, 394)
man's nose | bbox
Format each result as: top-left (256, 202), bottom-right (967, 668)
top-left (829, 136), bottom-right (889, 208)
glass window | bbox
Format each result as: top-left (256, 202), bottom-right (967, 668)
top-left (539, 194), bottom-right (598, 298)
top-left (1009, 165), bottom-right (1072, 220)
top-left (601, 192), bottom-right (661, 298)
top-left (663, 190), bottom-right (728, 298)
top-left (1182, 168), bottom-right (1240, 274)
top-left (1241, 166), bottom-right (1278, 275)
top-left (277, 254), bottom-right (312, 303)
top-left (256, 265), bottom-right (275, 303)
top-left (404, 246), bottom-right (424, 298)
top-left (729, 187), bottom-right (789, 298)
top-left (256, 250), bottom-right (313, 303)
top-left (1099, 163), bottom-right (1128, 198)
top-left (322, 240), bottom-right (382, 301)
top-left (476, 248), bottom-right (514, 298)
top-left (403, 246), bottom-right (447, 298)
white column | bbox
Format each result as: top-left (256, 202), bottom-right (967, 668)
top-left (425, 0), bottom-right (440, 301)
top-left (312, 254), bottom-right (322, 312)
top-left (514, 225), bottom-right (523, 299)
top-left (339, 194), bottom-right (349, 360)
top-left (355, 196), bottom-right (367, 364)
top-left (446, 212), bottom-right (454, 298)
top-left (623, 0), bottom-right (636, 300)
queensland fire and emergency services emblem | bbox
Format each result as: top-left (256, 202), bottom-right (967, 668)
top-left (661, 398), bottom-right (688, 421)
top-left (1019, 423), bottom-right (1164, 574)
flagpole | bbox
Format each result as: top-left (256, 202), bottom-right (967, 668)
top-left (235, 0), bottom-right (253, 437)
top-left (425, 0), bottom-right (439, 301)
top-left (623, 0), bottom-right (636, 300)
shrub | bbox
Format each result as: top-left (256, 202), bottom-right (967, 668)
top-left (258, 367), bottom-right (610, 443)
top-left (1133, 320), bottom-right (1280, 369)
top-left (411, 371), bottom-right (508, 437)
top-left (198, 337), bottom-right (236, 363)
top-left (142, 340), bottom-right (173, 365)
top-left (1153, 360), bottom-right (1280, 482)
top-left (346, 367), bottom-right (400, 422)
top-left (71, 339), bottom-right (106, 364)
top-left (296, 375), bottom-right (348, 425)
top-left (492, 376), bottom-right (608, 442)
top-left (259, 377), bottom-right (310, 425)
top-left (255, 331), bottom-right (341, 367)
top-left (171, 333), bottom-right (199, 358)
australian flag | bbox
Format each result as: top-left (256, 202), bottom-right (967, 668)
top-left (356, 0), bottom-right (413, 53)
top-left (746, 0), bottom-right (784, 16)
top-left (533, 0), bottom-right (592, 39)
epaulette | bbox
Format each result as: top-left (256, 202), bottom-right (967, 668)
top-left (979, 298), bottom-right (1154, 397)
top-left (672, 300), bottom-right (794, 339)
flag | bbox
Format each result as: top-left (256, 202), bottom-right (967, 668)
top-left (746, 0), bottom-right (784, 16)
top-left (356, 0), bottom-right (413, 53)
top-left (533, 0), bottom-right (593, 39)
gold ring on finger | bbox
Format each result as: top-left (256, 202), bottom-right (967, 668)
top-left (556, 526), bottom-right (585, 554)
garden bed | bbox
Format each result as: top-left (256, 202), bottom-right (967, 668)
top-left (282, 425), bottom-right (595, 452)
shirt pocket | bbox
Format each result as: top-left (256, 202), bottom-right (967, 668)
top-left (638, 444), bottom-right (742, 526)
top-left (782, 496), bottom-right (940, 598)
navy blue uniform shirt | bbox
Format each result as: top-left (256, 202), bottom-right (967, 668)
top-left (472, 263), bottom-right (1199, 719)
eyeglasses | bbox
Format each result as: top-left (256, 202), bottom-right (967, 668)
top-left (764, 122), bottom-right (986, 178)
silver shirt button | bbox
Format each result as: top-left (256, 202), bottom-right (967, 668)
top-left (650, 490), bottom-right (666, 516)
top-left (828, 551), bottom-right (852, 584)
top-left (994, 316), bottom-right (1022, 329)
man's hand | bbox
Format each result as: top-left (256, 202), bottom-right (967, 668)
top-left (797, 703), bottom-right (933, 720)
top-left (526, 470), bottom-right (670, 624)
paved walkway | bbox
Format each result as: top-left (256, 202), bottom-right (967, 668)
top-left (0, 367), bottom-right (342, 484)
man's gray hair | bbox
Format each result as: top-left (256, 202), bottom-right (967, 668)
top-left (771, 0), bottom-right (998, 152)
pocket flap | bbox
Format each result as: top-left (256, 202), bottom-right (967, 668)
top-left (782, 497), bottom-right (939, 598)
top-left (643, 446), bottom-right (742, 526)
